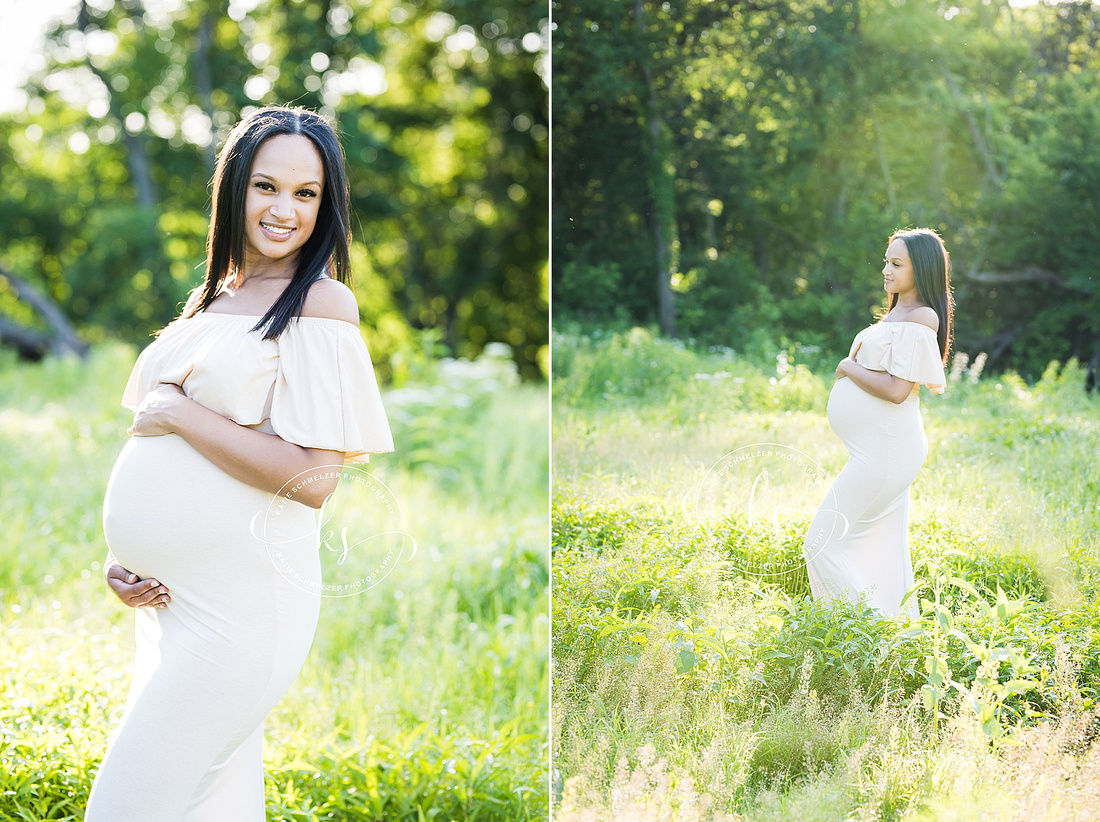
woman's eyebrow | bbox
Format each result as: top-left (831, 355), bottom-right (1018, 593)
top-left (251, 171), bottom-right (322, 187)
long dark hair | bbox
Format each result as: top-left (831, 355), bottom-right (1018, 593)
top-left (886, 228), bottom-right (954, 363)
top-left (181, 106), bottom-right (351, 339)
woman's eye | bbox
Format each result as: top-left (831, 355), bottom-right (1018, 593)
top-left (255, 182), bottom-right (273, 191)
top-left (298, 190), bottom-right (317, 197)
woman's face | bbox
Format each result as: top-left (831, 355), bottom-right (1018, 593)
top-left (882, 238), bottom-right (916, 297)
top-left (243, 133), bottom-right (325, 269)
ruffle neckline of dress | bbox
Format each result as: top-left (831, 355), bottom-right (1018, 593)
top-left (189, 312), bottom-right (357, 324)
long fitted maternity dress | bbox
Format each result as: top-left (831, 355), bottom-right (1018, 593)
top-left (87, 311), bottom-right (394, 821)
top-left (802, 321), bottom-right (946, 618)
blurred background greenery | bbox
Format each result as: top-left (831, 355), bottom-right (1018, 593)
top-left (0, 1), bottom-right (549, 817)
top-left (0, 342), bottom-right (549, 819)
top-left (1, 0), bottom-right (548, 380)
top-left (552, 0), bottom-right (1099, 382)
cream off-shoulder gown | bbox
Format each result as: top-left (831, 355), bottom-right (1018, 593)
top-left (87, 311), bottom-right (394, 821)
top-left (802, 321), bottom-right (946, 618)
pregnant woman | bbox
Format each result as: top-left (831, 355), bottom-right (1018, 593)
top-left (86, 106), bottom-right (394, 820)
top-left (802, 228), bottom-right (952, 618)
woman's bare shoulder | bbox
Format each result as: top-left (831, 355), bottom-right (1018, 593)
top-left (906, 306), bottom-right (939, 332)
top-left (300, 278), bottom-right (360, 325)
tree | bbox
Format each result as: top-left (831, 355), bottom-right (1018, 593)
top-left (552, 0), bottom-right (1100, 382)
top-left (0, 0), bottom-right (548, 378)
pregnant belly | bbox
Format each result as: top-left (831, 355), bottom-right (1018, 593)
top-left (826, 376), bottom-right (922, 457)
top-left (102, 434), bottom-right (313, 583)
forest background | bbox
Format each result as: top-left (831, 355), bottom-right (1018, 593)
top-left (1, 0), bottom-right (549, 380)
top-left (552, 0), bottom-right (1099, 381)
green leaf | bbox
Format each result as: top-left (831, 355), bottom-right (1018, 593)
top-left (948, 575), bottom-right (985, 603)
top-left (597, 621), bottom-right (628, 638)
top-left (674, 649), bottom-right (697, 675)
top-left (694, 635), bottom-right (725, 654)
top-left (934, 605), bottom-right (953, 632)
top-left (982, 716), bottom-right (1004, 739)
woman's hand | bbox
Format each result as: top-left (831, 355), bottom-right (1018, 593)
top-left (836, 359), bottom-right (916, 404)
top-left (104, 555), bottom-right (171, 609)
top-left (128, 382), bottom-right (189, 437)
top-left (835, 357), bottom-right (855, 381)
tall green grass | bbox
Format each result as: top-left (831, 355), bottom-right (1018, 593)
top-left (552, 327), bottom-right (1100, 820)
top-left (0, 342), bottom-right (548, 821)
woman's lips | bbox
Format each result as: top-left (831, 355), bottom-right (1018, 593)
top-left (260, 222), bottom-right (295, 241)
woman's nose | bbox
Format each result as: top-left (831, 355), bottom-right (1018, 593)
top-left (270, 194), bottom-right (294, 220)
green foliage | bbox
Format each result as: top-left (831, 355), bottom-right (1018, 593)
top-left (553, 261), bottom-right (628, 326)
top-left (383, 342), bottom-right (547, 505)
top-left (712, 515), bottom-right (814, 599)
top-left (553, 333), bottom-right (1100, 818)
top-left (553, 0), bottom-right (1100, 379)
top-left (746, 667), bottom-right (882, 791)
top-left (889, 556), bottom-right (1047, 741)
top-left (672, 252), bottom-right (780, 357)
top-left (751, 596), bottom-right (894, 708)
top-left (0, 345), bottom-right (548, 820)
top-left (551, 495), bottom-right (674, 556)
top-left (2, 0), bottom-right (548, 377)
top-left (551, 327), bottom-right (701, 405)
top-left (551, 325), bottom-right (828, 413)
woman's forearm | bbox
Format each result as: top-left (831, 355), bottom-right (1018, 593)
top-left (840, 360), bottom-right (915, 404)
top-left (168, 399), bottom-right (343, 508)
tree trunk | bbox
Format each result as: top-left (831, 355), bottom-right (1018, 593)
top-left (967, 267), bottom-right (1077, 287)
top-left (975, 323), bottom-right (1024, 369)
top-left (633, 0), bottom-right (677, 338)
top-left (0, 266), bottom-right (88, 359)
top-left (1087, 328), bottom-right (1100, 394)
top-left (194, 11), bottom-right (217, 175)
top-left (704, 205), bottom-right (719, 259)
top-left (79, 0), bottom-right (160, 211)
top-left (930, 123), bottom-right (946, 202)
top-left (834, 152), bottom-right (849, 226)
top-left (939, 65), bottom-right (1003, 189)
top-left (870, 106), bottom-right (897, 215)
top-left (0, 317), bottom-right (55, 361)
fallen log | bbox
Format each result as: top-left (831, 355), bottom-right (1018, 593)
top-left (0, 265), bottom-right (88, 360)
top-left (966, 267), bottom-right (1068, 287)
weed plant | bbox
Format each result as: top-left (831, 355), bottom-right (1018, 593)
top-left (0, 342), bottom-right (548, 821)
top-left (552, 328), bottom-right (1100, 820)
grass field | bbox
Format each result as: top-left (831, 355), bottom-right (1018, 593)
top-left (0, 341), bottom-right (549, 821)
top-left (552, 327), bottom-right (1100, 821)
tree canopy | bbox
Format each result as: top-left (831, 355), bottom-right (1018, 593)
top-left (552, 0), bottom-right (1100, 382)
top-left (1, 0), bottom-right (549, 380)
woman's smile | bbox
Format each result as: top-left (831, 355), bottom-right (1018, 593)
top-left (259, 221), bottom-right (296, 240)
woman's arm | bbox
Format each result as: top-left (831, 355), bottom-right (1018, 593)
top-left (127, 281), bottom-right (363, 509)
top-left (835, 357), bottom-right (915, 404)
top-left (129, 384), bottom-right (343, 509)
